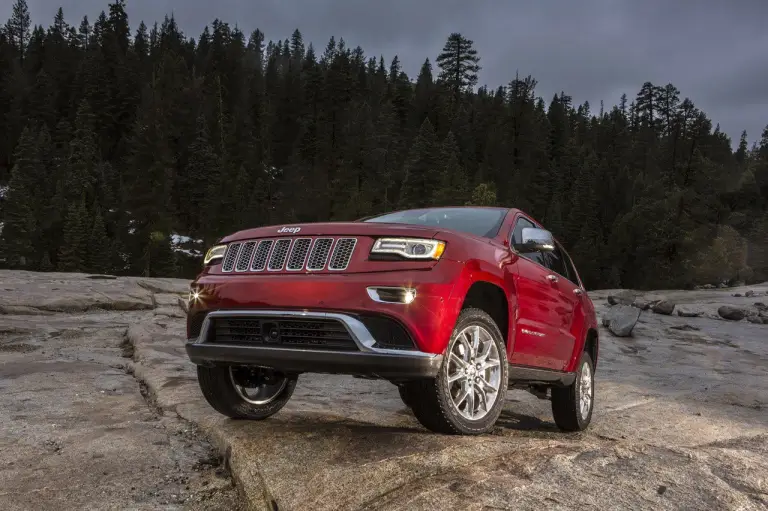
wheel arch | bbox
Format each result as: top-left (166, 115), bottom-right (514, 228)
top-left (459, 280), bottom-right (510, 348)
top-left (584, 328), bottom-right (599, 371)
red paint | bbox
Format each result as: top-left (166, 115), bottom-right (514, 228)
top-left (189, 208), bottom-right (598, 374)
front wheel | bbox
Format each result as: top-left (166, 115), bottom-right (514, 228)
top-left (406, 308), bottom-right (508, 435)
top-left (551, 351), bottom-right (594, 431)
top-left (197, 365), bottom-right (297, 420)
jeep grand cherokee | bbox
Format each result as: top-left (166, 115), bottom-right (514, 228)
top-left (185, 207), bottom-right (599, 435)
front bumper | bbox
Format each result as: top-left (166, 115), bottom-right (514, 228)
top-left (187, 264), bottom-right (465, 354)
top-left (185, 310), bottom-right (444, 380)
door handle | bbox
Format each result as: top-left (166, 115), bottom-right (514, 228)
top-left (573, 288), bottom-right (584, 295)
top-left (546, 274), bottom-right (558, 283)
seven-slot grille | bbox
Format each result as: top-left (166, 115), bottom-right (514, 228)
top-left (208, 317), bottom-right (357, 350)
top-left (221, 236), bottom-right (358, 273)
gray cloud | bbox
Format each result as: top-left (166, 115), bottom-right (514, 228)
top-left (8, 0), bottom-right (768, 145)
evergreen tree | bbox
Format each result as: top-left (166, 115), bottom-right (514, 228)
top-left (433, 131), bottom-right (468, 205)
top-left (58, 200), bottom-right (89, 271)
top-left (5, 0), bottom-right (31, 64)
top-left (436, 33), bottom-right (480, 101)
top-left (399, 118), bottom-right (439, 208)
top-left (0, 128), bottom-right (39, 268)
top-left (87, 206), bottom-right (111, 273)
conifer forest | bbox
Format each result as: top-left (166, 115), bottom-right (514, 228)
top-left (0, 0), bottom-right (767, 289)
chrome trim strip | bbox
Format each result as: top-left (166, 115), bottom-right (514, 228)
top-left (286, 237), bottom-right (312, 271)
top-left (267, 238), bottom-right (293, 272)
top-left (234, 241), bottom-right (257, 272)
top-left (221, 242), bottom-right (242, 273)
top-left (250, 239), bottom-right (274, 272)
top-left (366, 286), bottom-right (417, 304)
top-left (328, 237), bottom-right (357, 271)
top-left (306, 237), bottom-right (334, 271)
top-left (196, 309), bottom-right (438, 358)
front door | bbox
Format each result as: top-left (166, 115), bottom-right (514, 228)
top-left (506, 216), bottom-right (569, 370)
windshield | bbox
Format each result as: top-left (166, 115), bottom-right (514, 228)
top-left (363, 208), bottom-right (508, 238)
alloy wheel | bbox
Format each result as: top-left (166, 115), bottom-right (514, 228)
top-left (446, 324), bottom-right (502, 420)
top-left (229, 367), bottom-right (288, 405)
top-left (579, 361), bottom-right (593, 419)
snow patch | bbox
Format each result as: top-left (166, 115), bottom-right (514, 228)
top-left (0, 185), bottom-right (8, 199)
top-left (170, 232), bottom-right (203, 258)
top-left (170, 233), bottom-right (203, 245)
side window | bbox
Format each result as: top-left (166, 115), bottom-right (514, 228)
top-left (509, 217), bottom-right (546, 266)
top-left (563, 249), bottom-right (581, 286)
top-left (542, 243), bottom-right (568, 277)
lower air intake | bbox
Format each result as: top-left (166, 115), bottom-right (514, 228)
top-left (209, 317), bottom-right (358, 351)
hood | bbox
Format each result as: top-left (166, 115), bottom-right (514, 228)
top-left (219, 221), bottom-right (441, 243)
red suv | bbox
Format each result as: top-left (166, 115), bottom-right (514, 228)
top-left (186, 207), bottom-right (598, 435)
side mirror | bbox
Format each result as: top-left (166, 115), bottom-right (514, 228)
top-left (514, 227), bottom-right (555, 253)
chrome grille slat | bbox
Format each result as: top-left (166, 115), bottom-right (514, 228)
top-left (307, 238), bottom-right (334, 271)
top-left (286, 238), bottom-right (312, 271)
top-left (223, 236), bottom-right (357, 272)
top-left (221, 242), bottom-right (242, 272)
top-left (268, 239), bottom-right (292, 271)
top-left (328, 238), bottom-right (357, 271)
top-left (235, 241), bottom-right (257, 272)
top-left (250, 240), bottom-right (274, 271)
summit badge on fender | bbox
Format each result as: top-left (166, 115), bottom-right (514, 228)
top-left (277, 226), bottom-right (301, 234)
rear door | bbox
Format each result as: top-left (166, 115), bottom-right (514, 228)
top-left (506, 216), bottom-right (566, 370)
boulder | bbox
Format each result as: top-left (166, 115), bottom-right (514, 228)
top-left (607, 295), bottom-right (633, 306)
top-left (755, 302), bottom-right (767, 311)
top-left (733, 294), bottom-right (743, 298)
top-left (633, 300), bottom-right (652, 311)
top-left (747, 316), bottom-right (764, 324)
top-left (652, 301), bottom-right (676, 315)
top-left (603, 305), bottom-right (641, 337)
top-left (745, 290), bottom-right (755, 298)
top-left (718, 306), bottom-right (745, 321)
top-left (677, 308), bottom-right (702, 318)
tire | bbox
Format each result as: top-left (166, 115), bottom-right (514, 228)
top-left (551, 351), bottom-right (594, 432)
top-left (196, 365), bottom-right (297, 420)
top-left (398, 384), bottom-right (413, 408)
top-left (406, 308), bottom-right (509, 435)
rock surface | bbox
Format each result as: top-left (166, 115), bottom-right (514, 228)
top-left (602, 305), bottom-right (641, 336)
top-left (2, 271), bottom-right (768, 511)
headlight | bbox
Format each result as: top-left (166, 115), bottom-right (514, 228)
top-left (203, 244), bottom-right (227, 265)
top-left (370, 238), bottom-right (446, 260)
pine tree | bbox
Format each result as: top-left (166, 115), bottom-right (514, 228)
top-left (433, 131), bottom-right (468, 206)
top-left (0, 128), bottom-right (39, 268)
top-left (87, 206), bottom-right (111, 273)
top-left (58, 200), bottom-right (89, 272)
top-left (436, 33), bottom-right (480, 101)
top-left (6, 0), bottom-right (31, 64)
top-left (66, 100), bottom-right (99, 202)
top-left (399, 118), bottom-right (439, 208)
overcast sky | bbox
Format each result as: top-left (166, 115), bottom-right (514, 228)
top-left (8, 0), bottom-right (768, 148)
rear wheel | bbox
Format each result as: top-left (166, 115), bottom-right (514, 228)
top-left (196, 365), bottom-right (297, 419)
top-left (397, 385), bottom-right (413, 408)
top-left (551, 351), bottom-right (594, 431)
top-left (406, 308), bottom-right (508, 435)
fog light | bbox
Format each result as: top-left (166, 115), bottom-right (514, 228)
top-left (366, 287), bottom-right (417, 304)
